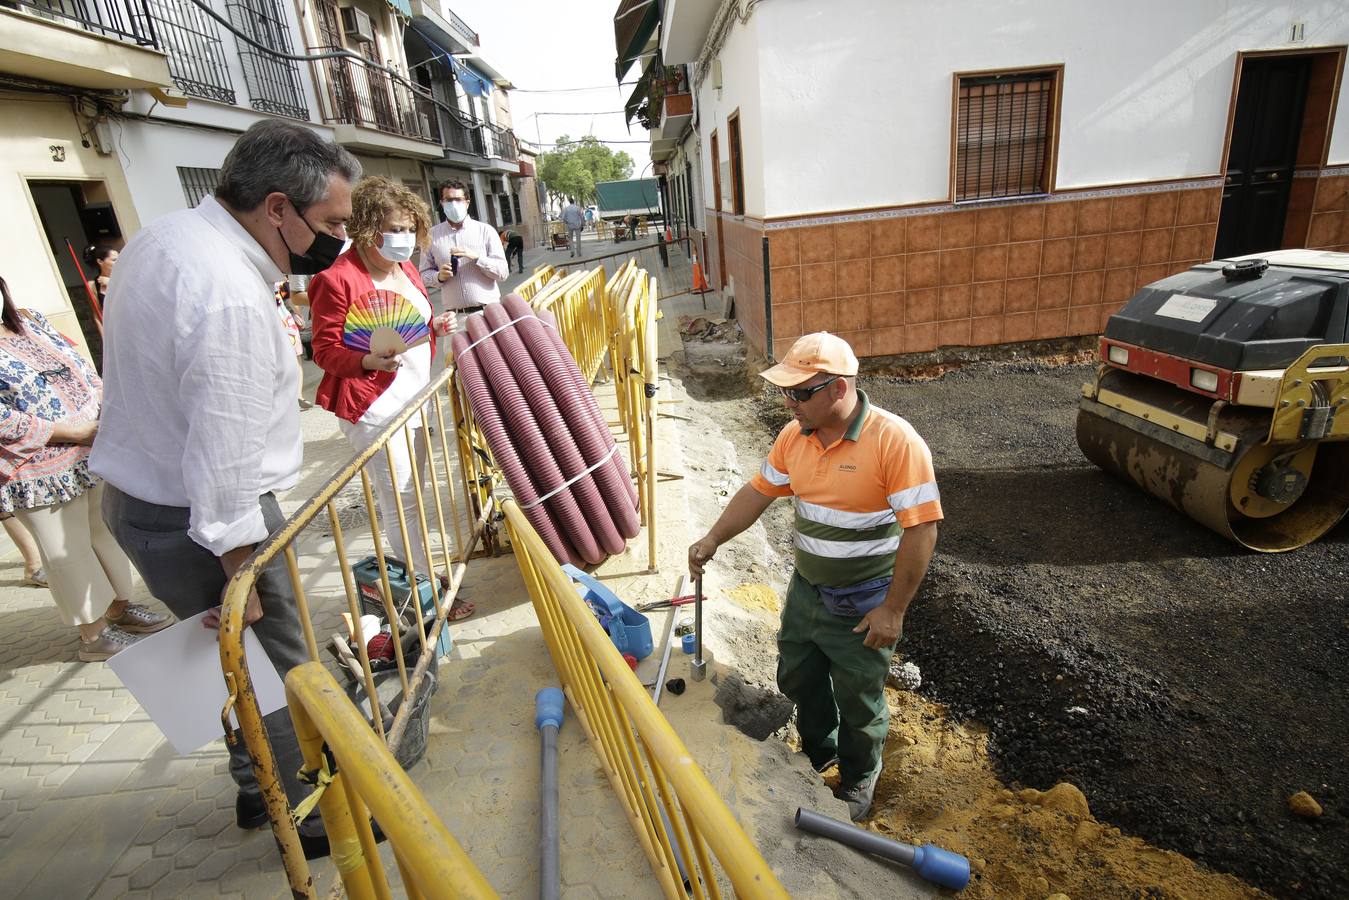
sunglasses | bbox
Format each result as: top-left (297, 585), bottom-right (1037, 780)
top-left (781, 375), bottom-right (839, 403)
top-left (36, 365), bottom-right (71, 385)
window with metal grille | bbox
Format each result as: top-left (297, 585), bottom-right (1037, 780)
top-left (178, 167), bottom-right (221, 207)
top-left (512, 193), bottom-right (522, 223)
top-left (148, 0), bottom-right (236, 103)
top-left (955, 70), bottom-right (1057, 202)
top-left (225, 0), bottom-right (308, 119)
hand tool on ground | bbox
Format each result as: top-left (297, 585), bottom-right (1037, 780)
top-left (536, 688), bottom-right (565, 900)
top-left (793, 807), bottom-right (970, 891)
top-left (635, 594), bottom-right (696, 612)
top-left (691, 574), bottom-right (706, 682)
top-left (649, 574), bottom-right (685, 701)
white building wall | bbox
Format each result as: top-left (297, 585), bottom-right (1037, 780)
top-left (694, 8), bottom-right (765, 218)
top-left (752, 0), bottom-right (1349, 218)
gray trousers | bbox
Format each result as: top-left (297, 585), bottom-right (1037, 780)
top-left (102, 484), bottom-right (311, 805)
top-left (568, 227), bottom-right (584, 255)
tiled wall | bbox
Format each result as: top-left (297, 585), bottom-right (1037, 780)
top-left (1304, 172), bottom-right (1349, 250)
top-left (703, 212), bottom-right (768, 354)
top-left (761, 183), bottom-right (1222, 360)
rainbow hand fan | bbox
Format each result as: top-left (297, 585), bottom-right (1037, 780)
top-left (342, 289), bottom-right (431, 356)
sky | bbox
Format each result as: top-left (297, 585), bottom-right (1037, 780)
top-left (453, 0), bottom-right (653, 177)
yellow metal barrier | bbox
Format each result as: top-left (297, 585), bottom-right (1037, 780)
top-left (530, 267), bottom-right (611, 384)
top-left (219, 366), bottom-right (492, 898)
top-left (285, 662), bottom-right (497, 899)
top-left (514, 264), bottom-right (557, 302)
top-left (502, 499), bottom-right (790, 900)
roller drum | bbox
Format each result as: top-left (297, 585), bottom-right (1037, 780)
top-left (1076, 371), bottom-right (1349, 552)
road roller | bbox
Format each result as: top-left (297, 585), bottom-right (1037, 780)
top-left (1076, 250), bottom-right (1349, 552)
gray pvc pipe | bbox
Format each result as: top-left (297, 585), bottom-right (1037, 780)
top-left (536, 689), bottom-right (565, 900)
top-left (794, 807), bottom-right (915, 866)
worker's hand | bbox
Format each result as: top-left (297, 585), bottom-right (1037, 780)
top-left (853, 605), bottom-right (904, 649)
top-left (362, 349), bottom-right (402, 372)
top-left (438, 262), bottom-right (455, 282)
top-left (688, 536), bottom-right (719, 577)
top-left (451, 247), bottom-right (479, 262)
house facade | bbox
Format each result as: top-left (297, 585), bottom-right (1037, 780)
top-left (626, 0), bottom-right (1349, 360)
top-left (1, 0), bottom-right (527, 358)
top-left (0, 0), bottom-right (175, 358)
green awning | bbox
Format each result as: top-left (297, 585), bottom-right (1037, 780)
top-left (624, 64), bottom-right (652, 127)
top-left (614, 0), bottom-right (659, 82)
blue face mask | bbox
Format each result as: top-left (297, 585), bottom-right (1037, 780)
top-left (377, 231), bottom-right (417, 263)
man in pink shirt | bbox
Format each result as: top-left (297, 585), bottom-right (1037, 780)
top-left (418, 180), bottom-right (508, 315)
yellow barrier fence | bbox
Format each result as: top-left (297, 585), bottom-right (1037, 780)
top-left (503, 498), bottom-right (789, 899)
top-left (514, 264), bottom-right (557, 302)
top-left (216, 268), bottom-right (706, 896)
top-left (285, 662), bottom-right (497, 899)
top-left (219, 366), bottom-right (492, 898)
top-left (529, 266), bottom-right (611, 384)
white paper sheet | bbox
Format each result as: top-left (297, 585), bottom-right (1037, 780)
top-left (108, 610), bottom-right (288, 755)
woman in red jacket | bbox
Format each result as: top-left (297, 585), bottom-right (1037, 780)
top-left (308, 177), bottom-right (472, 620)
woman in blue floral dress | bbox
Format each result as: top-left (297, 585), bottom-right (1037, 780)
top-left (0, 276), bottom-right (170, 660)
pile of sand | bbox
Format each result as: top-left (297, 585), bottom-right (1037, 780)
top-left (862, 689), bottom-right (1267, 899)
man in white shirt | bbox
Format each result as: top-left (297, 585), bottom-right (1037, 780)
top-left (418, 179), bottom-right (508, 315)
top-left (560, 198), bottom-right (586, 258)
top-left (91, 120), bottom-right (360, 858)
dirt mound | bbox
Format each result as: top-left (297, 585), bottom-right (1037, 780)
top-left (870, 689), bottom-right (1267, 899)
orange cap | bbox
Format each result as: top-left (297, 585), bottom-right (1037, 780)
top-left (759, 332), bottom-right (859, 387)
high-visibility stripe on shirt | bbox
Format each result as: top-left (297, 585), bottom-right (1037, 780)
top-left (749, 390), bottom-right (942, 588)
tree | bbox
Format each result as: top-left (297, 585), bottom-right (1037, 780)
top-left (538, 135), bottom-right (634, 208)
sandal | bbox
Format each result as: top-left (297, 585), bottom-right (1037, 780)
top-left (23, 569), bottom-right (47, 588)
top-left (448, 599), bottom-right (475, 621)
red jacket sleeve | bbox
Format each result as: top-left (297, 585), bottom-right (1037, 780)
top-left (309, 267), bottom-right (369, 380)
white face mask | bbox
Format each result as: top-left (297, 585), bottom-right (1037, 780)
top-left (443, 200), bottom-right (469, 223)
top-left (377, 231), bottom-right (417, 263)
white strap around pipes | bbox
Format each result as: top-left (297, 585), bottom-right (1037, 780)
top-left (520, 445), bottom-right (620, 510)
top-left (455, 311), bottom-right (553, 359)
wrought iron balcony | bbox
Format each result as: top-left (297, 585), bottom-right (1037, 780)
top-left (6, 0), bottom-right (158, 47)
top-left (312, 51), bottom-right (442, 144)
top-left (484, 123), bottom-right (518, 161)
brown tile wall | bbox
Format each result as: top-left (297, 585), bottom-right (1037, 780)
top-left (761, 185), bottom-right (1223, 360)
top-left (1305, 173), bottom-right (1349, 252)
top-left (704, 212), bottom-right (768, 354)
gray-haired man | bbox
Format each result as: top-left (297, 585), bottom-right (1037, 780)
top-left (91, 120), bottom-right (360, 858)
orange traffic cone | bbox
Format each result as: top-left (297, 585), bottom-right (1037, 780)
top-left (691, 249), bottom-right (709, 293)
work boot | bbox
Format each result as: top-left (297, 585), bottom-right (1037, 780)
top-left (108, 602), bottom-right (173, 634)
top-left (236, 791), bottom-right (268, 829)
top-left (77, 625), bottom-right (140, 662)
top-left (810, 753), bottom-right (840, 774)
top-left (835, 773), bottom-right (879, 822)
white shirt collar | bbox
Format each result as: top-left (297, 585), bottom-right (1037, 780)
top-left (195, 194), bottom-right (284, 286)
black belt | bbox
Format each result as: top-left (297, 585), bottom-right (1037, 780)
top-left (456, 305), bottom-right (484, 315)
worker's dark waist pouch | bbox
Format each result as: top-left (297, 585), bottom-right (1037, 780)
top-left (816, 576), bottom-right (891, 618)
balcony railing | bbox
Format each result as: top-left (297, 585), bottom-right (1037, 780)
top-left (442, 5), bottom-right (477, 46)
top-left (313, 51), bottom-right (442, 144)
top-left (7, 0), bottom-right (158, 46)
top-left (441, 112), bottom-right (486, 156)
top-left (146, 0), bottom-right (235, 104)
top-left (485, 123), bottom-right (518, 161)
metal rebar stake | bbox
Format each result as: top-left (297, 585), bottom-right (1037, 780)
top-left (691, 574), bottom-right (706, 682)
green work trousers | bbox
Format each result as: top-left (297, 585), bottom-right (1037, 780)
top-left (776, 570), bottom-right (895, 789)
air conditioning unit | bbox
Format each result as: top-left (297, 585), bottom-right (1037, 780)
top-left (340, 7), bottom-right (375, 44)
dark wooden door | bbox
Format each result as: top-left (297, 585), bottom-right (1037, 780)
top-left (1214, 56), bottom-right (1311, 258)
top-left (711, 131), bottom-right (725, 289)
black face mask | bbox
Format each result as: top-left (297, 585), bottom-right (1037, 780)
top-left (279, 202), bottom-right (344, 275)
